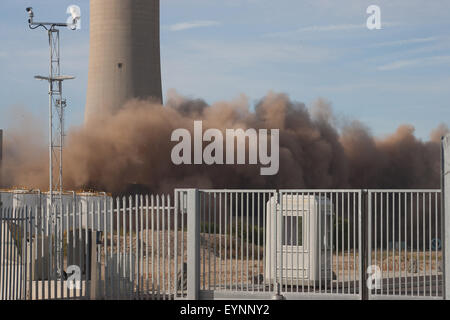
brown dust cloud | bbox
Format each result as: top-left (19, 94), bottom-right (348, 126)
top-left (1, 90), bottom-right (448, 196)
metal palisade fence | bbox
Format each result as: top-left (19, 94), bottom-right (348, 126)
top-left (0, 189), bottom-right (446, 300)
top-left (367, 190), bottom-right (443, 299)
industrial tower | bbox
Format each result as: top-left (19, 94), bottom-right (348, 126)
top-left (85, 0), bottom-right (163, 123)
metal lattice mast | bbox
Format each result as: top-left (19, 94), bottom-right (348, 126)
top-left (26, 7), bottom-right (79, 279)
top-left (47, 28), bottom-right (67, 207)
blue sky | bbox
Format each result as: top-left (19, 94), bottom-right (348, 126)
top-left (0, 0), bottom-right (449, 140)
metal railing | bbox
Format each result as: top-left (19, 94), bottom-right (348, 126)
top-left (368, 190), bottom-right (443, 299)
top-left (0, 188), bottom-right (446, 300)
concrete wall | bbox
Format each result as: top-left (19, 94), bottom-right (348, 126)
top-left (85, 0), bottom-right (162, 123)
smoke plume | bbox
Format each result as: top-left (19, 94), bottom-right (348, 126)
top-left (1, 91), bottom-right (448, 195)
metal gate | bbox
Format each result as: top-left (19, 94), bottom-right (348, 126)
top-left (367, 190), bottom-right (443, 299)
top-left (196, 190), bottom-right (363, 300)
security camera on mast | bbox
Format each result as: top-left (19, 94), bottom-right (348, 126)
top-left (26, 6), bottom-right (80, 280)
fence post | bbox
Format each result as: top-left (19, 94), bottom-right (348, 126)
top-left (186, 189), bottom-right (200, 300)
top-left (441, 135), bottom-right (450, 300)
top-left (361, 190), bottom-right (369, 300)
top-left (90, 231), bottom-right (101, 300)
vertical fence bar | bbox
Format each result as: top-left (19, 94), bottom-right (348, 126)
top-left (162, 195), bottom-right (166, 299)
top-left (329, 192), bottom-right (332, 295)
top-left (218, 193), bottom-right (222, 291)
top-left (346, 192), bottom-right (350, 295)
top-left (300, 192), bottom-right (304, 293)
top-left (128, 196), bottom-right (132, 299)
top-left (368, 191), bottom-right (372, 298)
top-left (168, 195), bottom-right (172, 299)
top-left (290, 192), bottom-right (294, 293)
top-left (251, 193), bottom-right (254, 293)
top-left (318, 192), bottom-right (322, 294)
top-left (208, 192), bottom-right (211, 290)
top-left (69, 200), bottom-right (74, 299)
top-left (410, 192), bottom-right (413, 296)
top-left (108, 198), bottom-right (113, 300)
top-left (156, 195), bottom-right (160, 300)
top-left (295, 192), bottom-right (299, 293)
top-left (435, 192), bottom-right (438, 297)
top-left (230, 192), bottom-right (234, 291)
top-left (358, 191), bottom-right (363, 299)
top-left (404, 192), bottom-right (407, 296)
top-left (186, 189), bottom-right (200, 300)
top-left (443, 137), bottom-right (450, 300)
top-left (201, 193), bottom-right (204, 291)
top-left (422, 192), bottom-right (425, 297)
top-left (324, 193), bottom-right (328, 295)
top-left (139, 195), bottom-right (143, 299)
top-left (91, 201), bottom-right (96, 300)
top-left (246, 192), bottom-right (249, 292)
top-left (47, 205), bottom-right (51, 300)
top-left (173, 193), bottom-right (178, 298)
top-left (10, 207), bottom-right (14, 300)
top-left (429, 192), bottom-right (432, 297)
top-left (224, 192), bottom-right (228, 291)
top-left (145, 195), bottom-right (149, 299)
top-left (223, 191), bottom-right (231, 290)
top-left (115, 198), bottom-right (120, 299)
top-left (262, 193), bottom-right (266, 293)
top-left (353, 192), bottom-right (356, 295)
top-left (4, 207), bottom-right (9, 300)
top-left (135, 195), bottom-right (139, 299)
top-left (397, 193), bottom-right (402, 295)
top-left (240, 192), bottom-right (243, 292)
top-left (386, 192), bottom-right (390, 296)
top-left (236, 193), bottom-right (239, 291)
top-left (41, 204), bottom-right (45, 300)
top-left (257, 193), bottom-right (261, 292)
top-left (0, 207), bottom-right (3, 300)
top-left (21, 207), bottom-right (25, 300)
top-left (29, 206), bottom-right (34, 300)
top-left (64, 202), bottom-right (68, 299)
top-left (123, 197), bottom-right (127, 299)
top-left (392, 193), bottom-right (396, 296)
top-left (151, 195), bottom-right (155, 299)
top-left (208, 193), bottom-right (212, 291)
top-left (214, 193), bottom-right (217, 291)
top-left (11, 208), bottom-right (16, 300)
top-left (1, 207), bottom-right (6, 300)
top-left (415, 193), bottom-right (419, 297)
top-left (181, 193), bottom-right (185, 297)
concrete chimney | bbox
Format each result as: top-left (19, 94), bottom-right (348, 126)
top-left (85, 0), bottom-right (162, 124)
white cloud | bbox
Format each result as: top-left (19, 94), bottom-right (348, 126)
top-left (369, 36), bottom-right (439, 48)
top-left (378, 55), bottom-right (450, 71)
top-left (263, 22), bottom-right (400, 39)
top-left (174, 39), bottom-right (337, 65)
top-left (166, 20), bottom-right (220, 32)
